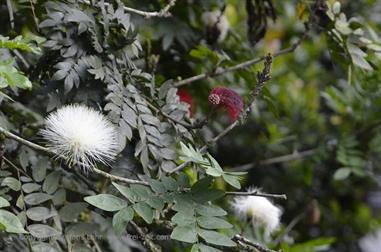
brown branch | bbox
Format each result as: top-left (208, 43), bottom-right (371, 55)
top-left (233, 234), bottom-right (280, 252)
top-left (230, 149), bottom-right (317, 172)
top-left (144, 98), bottom-right (194, 129)
top-left (169, 54), bottom-right (273, 174)
top-left (225, 190), bottom-right (287, 200)
top-left (174, 29), bottom-right (308, 87)
top-left (130, 220), bottom-right (162, 252)
top-left (3, 156), bottom-right (31, 179)
top-left (81, 0), bottom-right (176, 18)
top-left (0, 127), bottom-right (148, 185)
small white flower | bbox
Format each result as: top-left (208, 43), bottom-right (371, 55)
top-left (232, 188), bottom-right (282, 235)
top-left (40, 104), bottom-right (119, 170)
top-left (359, 229), bottom-right (381, 252)
top-left (201, 10), bottom-right (230, 42)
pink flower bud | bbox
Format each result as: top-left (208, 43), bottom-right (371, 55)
top-left (208, 87), bottom-right (244, 120)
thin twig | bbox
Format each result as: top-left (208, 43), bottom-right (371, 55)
top-left (6, 0), bottom-right (14, 29)
top-left (169, 54), bottom-right (273, 174)
top-left (4, 157), bottom-right (33, 252)
top-left (230, 149), bottom-right (317, 172)
top-left (0, 127), bottom-right (148, 185)
top-left (225, 190), bottom-right (287, 200)
top-left (174, 29), bottom-right (308, 87)
top-left (0, 127), bottom-right (50, 153)
top-left (233, 234), bottom-right (280, 252)
top-left (3, 156), bottom-right (31, 178)
top-left (144, 99), bottom-right (194, 129)
top-left (81, 0), bottom-right (176, 18)
top-left (29, 0), bottom-right (39, 30)
top-left (144, 95), bottom-right (211, 130)
top-left (273, 212), bottom-right (306, 245)
top-left (130, 220), bottom-right (162, 252)
top-left (92, 167), bottom-right (148, 185)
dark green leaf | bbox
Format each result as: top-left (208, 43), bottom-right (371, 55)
top-left (171, 209), bottom-right (196, 225)
top-left (0, 196), bottom-right (10, 208)
top-left (28, 224), bottom-right (61, 238)
top-left (191, 177), bottom-right (213, 193)
top-left (161, 176), bottom-right (178, 191)
top-left (22, 183), bottom-right (41, 193)
top-left (42, 171), bottom-right (61, 194)
top-left (112, 207), bottom-right (134, 235)
top-left (222, 174), bottom-right (241, 189)
top-left (24, 193), bottom-right (52, 205)
top-left (149, 179), bottom-right (166, 193)
top-left (32, 243), bottom-right (60, 252)
top-left (199, 243), bottom-right (223, 252)
top-left (193, 189), bottom-right (224, 203)
top-left (0, 209), bottom-right (27, 233)
top-left (1, 177), bottom-right (21, 191)
top-left (59, 202), bottom-right (88, 222)
top-left (26, 207), bottom-right (56, 221)
top-left (170, 225), bottom-right (197, 243)
top-left (133, 202), bottom-right (153, 224)
top-left (197, 216), bottom-right (233, 229)
top-left (198, 229), bottom-right (236, 247)
top-left (84, 194), bottom-right (127, 212)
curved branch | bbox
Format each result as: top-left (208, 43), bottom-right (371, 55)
top-left (225, 190), bottom-right (287, 200)
top-left (0, 127), bottom-right (148, 185)
top-left (174, 29), bottom-right (308, 87)
top-left (81, 0), bottom-right (176, 18)
top-left (130, 220), bottom-right (162, 252)
top-left (233, 234), bottom-right (279, 252)
top-left (230, 149), bottom-right (317, 172)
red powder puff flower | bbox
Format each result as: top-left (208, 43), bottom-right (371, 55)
top-left (177, 88), bottom-right (194, 115)
top-left (208, 87), bottom-right (244, 121)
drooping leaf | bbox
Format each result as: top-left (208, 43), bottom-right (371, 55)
top-left (112, 206), bottom-right (134, 235)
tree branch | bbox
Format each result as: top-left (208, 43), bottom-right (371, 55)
top-left (0, 127), bottom-right (148, 185)
top-left (233, 234), bottom-right (280, 252)
top-left (130, 220), bottom-right (162, 252)
top-left (169, 54), bottom-right (273, 174)
top-left (81, 0), bottom-right (176, 18)
top-left (225, 190), bottom-right (287, 200)
top-left (230, 149), bottom-right (317, 172)
top-left (174, 29), bottom-right (308, 87)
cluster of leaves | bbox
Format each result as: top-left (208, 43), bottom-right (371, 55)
top-left (180, 142), bottom-right (245, 189)
top-left (85, 174), bottom-right (237, 251)
top-left (35, 1), bottom-right (193, 175)
top-left (0, 35), bottom-right (40, 98)
top-left (325, 1), bottom-right (381, 71)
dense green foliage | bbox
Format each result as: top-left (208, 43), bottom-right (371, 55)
top-left (0, 0), bottom-right (381, 252)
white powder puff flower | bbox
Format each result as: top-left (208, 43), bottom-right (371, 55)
top-left (232, 188), bottom-right (282, 236)
top-left (40, 104), bottom-right (119, 170)
top-left (201, 10), bottom-right (230, 42)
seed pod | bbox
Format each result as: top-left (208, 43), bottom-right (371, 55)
top-left (208, 87), bottom-right (244, 120)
